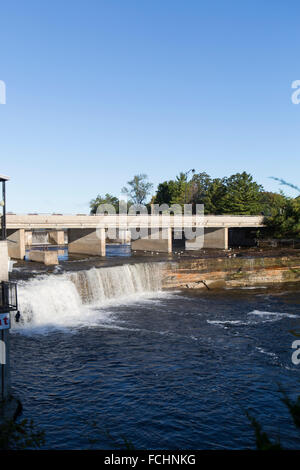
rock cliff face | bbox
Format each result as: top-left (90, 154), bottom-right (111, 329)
top-left (162, 255), bottom-right (300, 289)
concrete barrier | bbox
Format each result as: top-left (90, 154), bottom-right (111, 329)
top-left (131, 228), bottom-right (172, 253)
top-left (7, 229), bottom-right (26, 259)
top-left (68, 228), bottom-right (106, 256)
top-left (49, 230), bottom-right (65, 245)
top-left (28, 250), bottom-right (58, 265)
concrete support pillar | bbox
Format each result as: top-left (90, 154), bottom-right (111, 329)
top-left (7, 229), bottom-right (26, 260)
top-left (118, 230), bottom-right (131, 244)
top-left (49, 230), bottom-right (65, 245)
top-left (68, 228), bottom-right (106, 256)
top-left (185, 233), bottom-right (204, 251)
top-left (203, 227), bottom-right (228, 249)
top-left (131, 227), bottom-right (172, 253)
top-left (28, 250), bottom-right (58, 265)
top-left (25, 231), bottom-right (32, 246)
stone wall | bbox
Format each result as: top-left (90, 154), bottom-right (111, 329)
top-left (162, 255), bottom-right (300, 289)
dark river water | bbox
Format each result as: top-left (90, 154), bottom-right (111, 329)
top-left (9, 251), bottom-right (300, 450)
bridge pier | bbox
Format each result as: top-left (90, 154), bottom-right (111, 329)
top-left (203, 227), bottom-right (228, 250)
top-left (68, 228), bottom-right (106, 256)
top-left (7, 229), bottom-right (26, 259)
top-left (25, 231), bottom-right (32, 246)
top-left (106, 229), bottom-right (131, 244)
top-left (131, 227), bottom-right (172, 253)
top-left (49, 230), bottom-right (65, 245)
top-left (185, 227), bottom-right (228, 250)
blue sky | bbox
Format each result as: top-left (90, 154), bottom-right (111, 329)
top-left (0, 0), bottom-right (300, 213)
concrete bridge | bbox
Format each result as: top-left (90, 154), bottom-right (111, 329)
top-left (6, 213), bottom-right (265, 259)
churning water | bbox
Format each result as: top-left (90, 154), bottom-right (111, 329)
top-left (15, 263), bottom-right (163, 332)
top-left (10, 262), bottom-right (300, 449)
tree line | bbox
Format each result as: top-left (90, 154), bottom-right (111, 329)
top-left (90, 172), bottom-right (300, 239)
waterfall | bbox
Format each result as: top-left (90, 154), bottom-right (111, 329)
top-left (14, 263), bottom-right (164, 331)
top-left (32, 231), bottom-right (49, 245)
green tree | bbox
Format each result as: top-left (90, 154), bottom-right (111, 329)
top-left (259, 191), bottom-right (287, 217)
top-left (154, 171), bottom-right (265, 214)
top-left (265, 197), bottom-right (300, 238)
top-left (122, 174), bottom-right (153, 205)
top-left (221, 172), bottom-right (263, 215)
top-left (265, 178), bottom-right (300, 238)
top-left (154, 176), bottom-right (185, 206)
top-left (154, 173), bottom-right (197, 207)
top-left (90, 193), bottom-right (120, 214)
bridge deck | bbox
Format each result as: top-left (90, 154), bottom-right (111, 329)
top-left (6, 214), bottom-right (265, 230)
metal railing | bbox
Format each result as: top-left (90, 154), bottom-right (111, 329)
top-left (0, 281), bottom-right (18, 313)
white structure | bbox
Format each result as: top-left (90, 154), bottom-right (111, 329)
top-left (5, 213), bottom-right (264, 258)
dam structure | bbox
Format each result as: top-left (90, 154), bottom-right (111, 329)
top-left (6, 213), bottom-right (264, 259)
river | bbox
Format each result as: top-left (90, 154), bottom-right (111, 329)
top-left (9, 248), bottom-right (300, 449)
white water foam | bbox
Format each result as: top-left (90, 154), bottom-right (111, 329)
top-left (248, 310), bottom-right (297, 319)
top-left (13, 262), bottom-right (165, 333)
top-left (207, 320), bottom-right (248, 326)
top-left (255, 347), bottom-right (278, 359)
top-left (207, 309), bottom-right (298, 329)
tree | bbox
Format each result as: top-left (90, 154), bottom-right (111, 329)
top-left (189, 174), bottom-right (227, 214)
top-left (265, 179), bottom-right (300, 238)
top-left (205, 178), bottom-right (228, 214)
top-left (190, 172), bottom-right (212, 205)
top-left (221, 172), bottom-right (263, 215)
top-left (121, 174), bottom-right (153, 205)
top-left (154, 171), bottom-right (264, 214)
top-left (265, 197), bottom-right (300, 238)
top-left (90, 193), bottom-right (120, 214)
top-left (259, 191), bottom-right (287, 217)
top-left (154, 172), bottom-right (201, 207)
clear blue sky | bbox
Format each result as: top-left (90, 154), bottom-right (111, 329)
top-left (1, 0), bottom-right (300, 213)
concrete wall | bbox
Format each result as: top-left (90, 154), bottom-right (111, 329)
top-left (185, 233), bottom-right (204, 250)
top-left (25, 231), bottom-right (32, 246)
top-left (203, 227), bottom-right (228, 249)
top-left (7, 229), bottom-right (25, 259)
top-left (68, 228), bottom-right (106, 256)
top-left (185, 228), bottom-right (228, 250)
top-left (131, 228), bottom-right (172, 253)
top-left (49, 230), bottom-right (65, 245)
top-left (28, 250), bottom-right (58, 265)
top-left (106, 229), bottom-right (131, 244)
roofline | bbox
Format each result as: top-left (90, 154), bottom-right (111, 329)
top-left (0, 174), bottom-right (10, 181)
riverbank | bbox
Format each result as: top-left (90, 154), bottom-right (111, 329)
top-left (10, 246), bottom-right (300, 290)
top-left (162, 253), bottom-right (300, 290)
